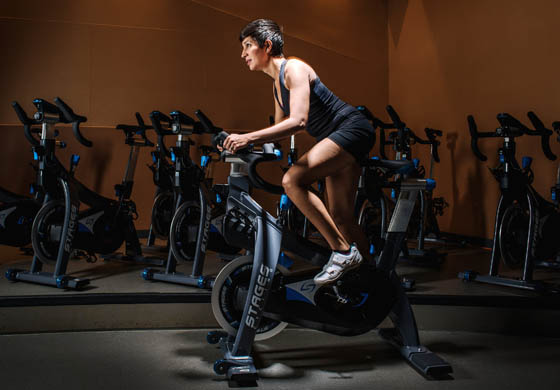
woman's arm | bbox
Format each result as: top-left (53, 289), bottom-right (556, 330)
top-left (223, 60), bottom-right (311, 152)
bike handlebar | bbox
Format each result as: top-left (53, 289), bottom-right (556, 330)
top-left (115, 112), bottom-right (155, 147)
top-left (424, 128), bottom-right (442, 163)
top-left (526, 111), bottom-right (557, 161)
top-left (210, 128), bottom-right (283, 194)
top-left (149, 110), bottom-right (173, 157)
top-left (194, 109), bottom-right (224, 134)
top-left (170, 110), bottom-right (203, 134)
top-left (498, 112), bottom-right (556, 161)
top-left (11, 101), bottom-right (40, 146)
top-left (468, 112), bottom-right (556, 162)
top-left (386, 105), bottom-right (406, 129)
top-left (553, 121), bottom-right (560, 142)
top-left (54, 97), bottom-right (92, 147)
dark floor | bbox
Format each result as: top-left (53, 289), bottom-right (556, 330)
top-left (0, 328), bottom-right (559, 390)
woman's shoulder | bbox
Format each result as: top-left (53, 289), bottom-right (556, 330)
top-left (284, 57), bottom-right (317, 81)
top-left (285, 57), bottom-right (313, 71)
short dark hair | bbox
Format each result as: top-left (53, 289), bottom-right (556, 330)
top-left (239, 19), bottom-right (284, 56)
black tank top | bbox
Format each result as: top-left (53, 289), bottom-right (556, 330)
top-left (273, 59), bottom-right (357, 141)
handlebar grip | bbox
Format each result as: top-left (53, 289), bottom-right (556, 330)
top-left (386, 105), bottom-right (406, 129)
top-left (212, 131), bottom-right (229, 149)
top-left (54, 97), bottom-right (92, 147)
top-left (149, 111), bottom-right (173, 135)
top-left (53, 97), bottom-right (86, 123)
top-left (526, 111), bottom-right (556, 160)
top-left (468, 115), bottom-right (487, 161)
top-left (194, 109), bottom-right (223, 134)
top-left (135, 112), bottom-right (154, 132)
top-left (149, 111), bottom-right (172, 157)
top-left (540, 132), bottom-right (556, 161)
top-left (12, 101), bottom-right (40, 146)
top-left (527, 111), bottom-right (546, 131)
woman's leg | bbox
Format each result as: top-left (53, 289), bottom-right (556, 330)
top-left (282, 138), bottom-right (356, 252)
top-left (324, 160), bottom-right (373, 262)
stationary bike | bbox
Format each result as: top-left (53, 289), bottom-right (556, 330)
top-left (141, 109), bottom-right (240, 288)
top-left (144, 113), bottom-right (175, 250)
top-left (7, 98), bottom-right (161, 289)
top-left (459, 112), bottom-right (560, 293)
top-left (197, 117), bottom-right (451, 384)
top-left (356, 105), bottom-right (447, 264)
top-left (0, 186), bottom-right (41, 249)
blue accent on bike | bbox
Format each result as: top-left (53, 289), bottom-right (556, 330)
top-left (198, 276), bottom-right (206, 288)
top-left (522, 156), bottom-right (533, 169)
top-left (171, 152), bottom-right (176, 162)
top-left (426, 178), bottom-right (436, 191)
top-left (29, 184), bottom-right (35, 195)
top-left (552, 189), bottom-right (557, 201)
top-left (499, 154), bottom-right (505, 163)
top-left (33, 151), bottom-right (39, 161)
top-left (151, 152), bottom-right (157, 163)
top-left (274, 149), bottom-right (283, 160)
top-left (369, 244), bottom-right (375, 255)
top-left (216, 193), bottom-right (222, 203)
top-left (353, 293), bottom-right (369, 308)
top-left (278, 252), bottom-right (294, 269)
top-left (413, 158), bottom-right (420, 168)
top-left (286, 287), bottom-right (313, 305)
top-left (280, 194), bottom-right (292, 210)
top-left (78, 223), bottom-right (91, 233)
top-left (370, 156), bottom-right (380, 160)
top-left (17, 216), bottom-right (25, 225)
top-left (201, 155), bottom-right (210, 168)
top-left (72, 154), bottom-right (80, 165)
top-left (170, 111), bottom-right (179, 116)
top-left (288, 155), bottom-right (293, 165)
top-left (210, 224), bottom-right (219, 233)
top-left (391, 189), bottom-right (396, 199)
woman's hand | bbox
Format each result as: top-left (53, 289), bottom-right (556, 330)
top-left (223, 133), bottom-right (252, 152)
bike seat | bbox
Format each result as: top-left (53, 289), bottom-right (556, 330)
top-left (364, 158), bottom-right (414, 172)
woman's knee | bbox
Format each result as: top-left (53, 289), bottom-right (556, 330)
top-left (282, 168), bottom-right (307, 193)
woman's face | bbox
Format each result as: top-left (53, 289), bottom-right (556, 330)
top-left (241, 36), bottom-right (268, 71)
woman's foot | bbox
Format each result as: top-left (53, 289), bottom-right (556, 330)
top-left (313, 244), bottom-right (363, 285)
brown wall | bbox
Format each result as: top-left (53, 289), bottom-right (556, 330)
top-left (0, 0), bottom-right (388, 228)
top-left (388, 0), bottom-right (560, 238)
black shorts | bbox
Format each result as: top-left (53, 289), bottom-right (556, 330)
top-left (325, 111), bottom-right (375, 163)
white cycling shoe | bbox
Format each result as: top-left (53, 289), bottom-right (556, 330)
top-left (313, 244), bottom-right (363, 286)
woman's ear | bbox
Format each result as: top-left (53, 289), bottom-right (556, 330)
top-left (265, 39), bottom-right (272, 53)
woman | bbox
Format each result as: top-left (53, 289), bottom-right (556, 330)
top-left (223, 19), bottom-right (375, 285)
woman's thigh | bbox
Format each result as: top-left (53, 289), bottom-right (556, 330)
top-left (283, 138), bottom-right (358, 188)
